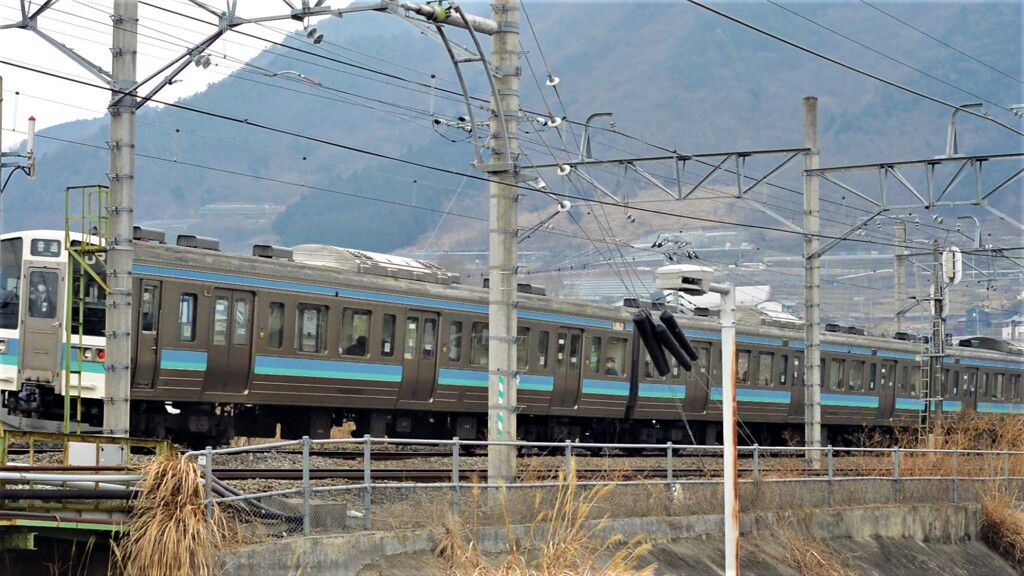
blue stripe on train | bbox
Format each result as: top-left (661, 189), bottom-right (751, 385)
top-left (253, 355), bottom-right (402, 381)
top-left (710, 387), bottom-right (791, 404)
top-left (160, 349), bottom-right (208, 371)
top-left (638, 382), bottom-right (686, 399)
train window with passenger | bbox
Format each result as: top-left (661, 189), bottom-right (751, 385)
top-left (340, 308), bottom-right (371, 357)
top-left (537, 331), bottom-right (550, 369)
top-left (994, 373), bottom-right (1005, 400)
top-left (470, 322), bottom-right (488, 366)
top-left (517, 327), bottom-right (530, 370)
top-left (757, 352), bottom-right (773, 386)
top-left (588, 337), bottom-right (603, 374)
top-left (27, 270), bottom-right (57, 319)
top-left (737, 350), bottom-right (751, 386)
top-left (296, 304), bottom-right (327, 353)
top-left (607, 337), bottom-right (627, 378)
top-left (266, 302), bottom-right (284, 349)
top-left (381, 314), bottom-right (396, 357)
top-left (848, 360), bottom-right (864, 391)
top-left (179, 293), bottom-right (197, 342)
top-left (448, 321), bottom-right (463, 362)
top-left (212, 296), bottom-right (230, 345)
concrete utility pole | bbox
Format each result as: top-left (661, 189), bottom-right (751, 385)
top-left (928, 240), bottom-right (944, 442)
top-left (803, 97), bottom-right (822, 465)
top-left (486, 0), bottom-right (520, 486)
top-left (105, 0), bottom-right (137, 438)
top-left (895, 219), bottom-right (907, 333)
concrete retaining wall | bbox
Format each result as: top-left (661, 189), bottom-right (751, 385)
top-left (221, 504), bottom-right (1009, 576)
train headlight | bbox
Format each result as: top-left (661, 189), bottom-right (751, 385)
top-left (82, 348), bottom-right (93, 361)
top-left (0, 340), bottom-right (6, 354)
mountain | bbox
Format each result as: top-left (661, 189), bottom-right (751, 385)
top-left (3, 1), bottom-right (1020, 257)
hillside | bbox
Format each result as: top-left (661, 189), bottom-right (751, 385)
top-left (2, 1), bottom-right (1020, 259)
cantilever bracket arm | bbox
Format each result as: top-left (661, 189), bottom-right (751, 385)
top-left (810, 208), bottom-right (887, 259)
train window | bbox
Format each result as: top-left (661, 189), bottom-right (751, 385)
top-left (940, 369), bottom-right (950, 397)
top-left (952, 370), bottom-right (960, 397)
top-left (1009, 374), bottom-right (1021, 401)
top-left (537, 331), bottom-right (549, 369)
top-left (422, 317), bottom-right (437, 360)
top-left (588, 337), bottom-right (603, 374)
top-left (994, 373), bottom-right (1005, 400)
top-left (295, 304), bottom-right (327, 353)
top-left (404, 317), bottom-right (419, 360)
top-left (27, 270), bottom-right (58, 319)
top-left (212, 296), bottom-right (230, 345)
top-left (778, 355), bottom-right (788, 386)
top-left (828, 358), bottom-right (845, 391)
top-left (341, 308), bottom-right (371, 357)
top-left (899, 366), bottom-right (909, 394)
top-left (868, 364), bottom-right (877, 391)
top-left (981, 372), bottom-right (990, 398)
top-left (233, 298), bottom-right (250, 347)
top-left (643, 351), bottom-right (655, 379)
top-left (178, 293), bottom-right (197, 342)
top-left (140, 286), bottom-right (156, 333)
top-left (965, 370), bottom-right (977, 398)
top-left (792, 355), bottom-right (802, 388)
top-left (737, 351), bottom-right (751, 386)
top-left (910, 366), bottom-right (921, 396)
top-left (608, 337), bottom-right (627, 378)
top-left (0, 238), bottom-right (21, 330)
top-left (880, 362), bottom-right (895, 390)
top-left (568, 333), bottom-right (581, 371)
top-left (448, 321), bottom-right (463, 362)
top-left (757, 352), bottom-right (773, 387)
top-left (470, 322), bottom-right (488, 366)
top-left (266, 302), bottom-right (284, 349)
top-left (848, 361), bottom-right (864, 391)
top-left (517, 327), bottom-right (530, 370)
top-left (381, 314), bottom-right (396, 357)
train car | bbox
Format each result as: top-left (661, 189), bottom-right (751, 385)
top-left (1, 229), bottom-right (1021, 447)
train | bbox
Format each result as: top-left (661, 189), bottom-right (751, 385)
top-left (1, 228), bottom-right (1022, 447)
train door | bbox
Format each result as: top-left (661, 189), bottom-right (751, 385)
top-left (19, 267), bottom-right (63, 384)
top-left (962, 368), bottom-right (978, 412)
top-left (786, 353), bottom-right (805, 420)
top-left (133, 280), bottom-right (161, 389)
top-left (398, 310), bottom-right (439, 402)
top-left (203, 289), bottom-right (254, 395)
top-left (683, 341), bottom-right (712, 413)
top-left (551, 328), bottom-right (583, 409)
top-left (876, 360), bottom-right (897, 421)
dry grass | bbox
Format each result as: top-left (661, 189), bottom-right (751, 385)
top-left (760, 516), bottom-right (857, 576)
top-left (980, 490), bottom-right (1024, 573)
top-left (435, 460), bottom-right (656, 576)
top-left (112, 454), bottom-right (233, 576)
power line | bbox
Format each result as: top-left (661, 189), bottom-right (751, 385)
top-left (681, 0), bottom-right (1024, 136)
top-left (858, 0), bottom-right (1024, 86)
top-left (765, 0), bottom-right (1016, 113)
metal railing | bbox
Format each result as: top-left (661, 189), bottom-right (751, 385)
top-left (184, 438), bottom-right (1024, 540)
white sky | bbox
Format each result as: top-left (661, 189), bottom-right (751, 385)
top-left (0, 0), bottom-right (336, 150)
